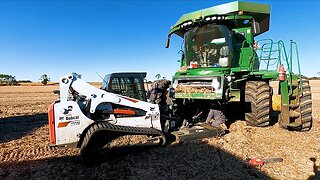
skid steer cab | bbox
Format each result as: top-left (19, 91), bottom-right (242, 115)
top-left (101, 72), bottom-right (148, 102)
top-left (48, 73), bottom-right (165, 151)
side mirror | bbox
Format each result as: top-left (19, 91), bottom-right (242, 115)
top-left (178, 50), bottom-right (185, 61)
top-left (252, 21), bottom-right (261, 35)
top-left (165, 37), bottom-right (170, 48)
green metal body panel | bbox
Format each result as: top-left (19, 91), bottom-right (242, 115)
top-left (239, 47), bottom-right (253, 70)
top-left (235, 27), bottom-right (254, 42)
top-left (250, 70), bottom-right (278, 79)
top-left (280, 81), bottom-right (290, 106)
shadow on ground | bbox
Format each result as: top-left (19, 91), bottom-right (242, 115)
top-left (309, 157), bottom-right (320, 180)
top-left (0, 113), bottom-right (47, 143)
top-left (0, 141), bottom-right (271, 179)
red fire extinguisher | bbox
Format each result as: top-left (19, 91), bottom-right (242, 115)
top-left (278, 65), bottom-right (286, 81)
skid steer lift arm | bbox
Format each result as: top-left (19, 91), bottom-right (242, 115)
top-left (59, 74), bottom-right (122, 114)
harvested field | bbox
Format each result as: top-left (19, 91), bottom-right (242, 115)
top-left (0, 81), bottom-right (320, 179)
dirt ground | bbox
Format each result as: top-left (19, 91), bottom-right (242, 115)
top-left (0, 81), bottom-right (319, 179)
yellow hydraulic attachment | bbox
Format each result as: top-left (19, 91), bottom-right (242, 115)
top-left (272, 94), bottom-right (281, 111)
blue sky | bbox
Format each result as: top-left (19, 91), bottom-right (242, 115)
top-left (0, 0), bottom-right (319, 82)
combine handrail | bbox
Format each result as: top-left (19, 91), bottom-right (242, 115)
top-left (277, 40), bottom-right (293, 94)
top-left (256, 39), bottom-right (278, 70)
top-left (290, 40), bottom-right (302, 94)
top-left (256, 39), bottom-right (301, 95)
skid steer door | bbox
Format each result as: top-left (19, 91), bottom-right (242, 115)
top-left (101, 72), bottom-right (147, 101)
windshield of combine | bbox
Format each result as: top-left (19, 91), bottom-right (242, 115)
top-left (185, 25), bottom-right (231, 68)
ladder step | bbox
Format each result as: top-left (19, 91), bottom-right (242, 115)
top-left (259, 58), bottom-right (278, 61)
top-left (262, 50), bottom-right (278, 53)
top-left (290, 94), bottom-right (298, 100)
top-left (290, 110), bottom-right (300, 118)
top-left (287, 122), bottom-right (301, 128)
top-left (289, 103), bottom-right (299, 109)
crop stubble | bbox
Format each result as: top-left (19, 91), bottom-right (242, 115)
top-left (0, 81), bottom-right (320, 179)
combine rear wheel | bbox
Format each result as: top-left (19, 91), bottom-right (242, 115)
top-left (298, 79), bottom-right (312, 131)
top-left (245, 81), bottom-right (271, 127)
top-left (279, 78), bottom-right (312, 131)
top-left (299, 79), bottom-right (312, 131)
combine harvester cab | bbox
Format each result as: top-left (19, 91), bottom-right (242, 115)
top-left (166, 1), bottom-right (312, 131)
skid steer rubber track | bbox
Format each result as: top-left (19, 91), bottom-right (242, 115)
top-left (81, 122), bottom-right (166, 149)
top-left (80, 122), bottom-right (166, 163)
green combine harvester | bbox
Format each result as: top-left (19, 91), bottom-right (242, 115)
top-left (166, 1), bottom-right (312, 131)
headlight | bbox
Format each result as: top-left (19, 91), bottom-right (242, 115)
top-left (212, 78), bottom-right (220, 90)
top-left (226, 76), bottom-right (232, 82)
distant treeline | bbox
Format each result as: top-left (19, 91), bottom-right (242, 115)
top-left (300, 75), bottom-right (320, 80)
top-left (0, 73), bottom-right (319, 86)
top-left (308, 77), bottom-right (320, 80)
top-left (18, 80), bottom-right (32, 83)
top-left (0, 74), bottom-right (19, 86)
top-left (0, 73), bottom-right (33, 86)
